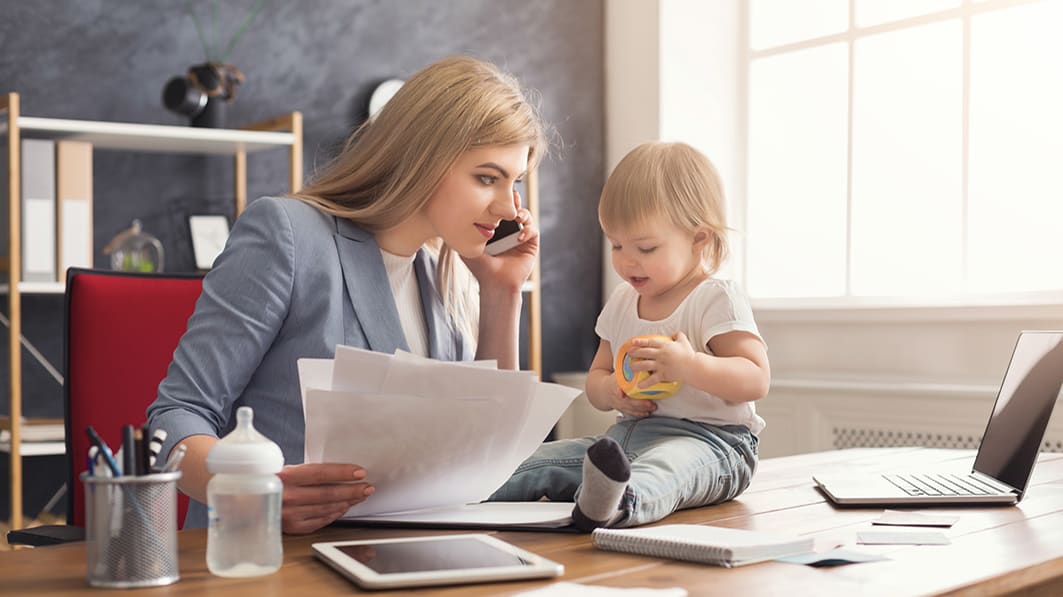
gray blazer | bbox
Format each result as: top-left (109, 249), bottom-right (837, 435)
top-left (147, 196), bottom-right (472, 527)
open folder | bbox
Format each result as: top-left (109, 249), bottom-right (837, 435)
top-left (299, 346), bottom-right (580, 528)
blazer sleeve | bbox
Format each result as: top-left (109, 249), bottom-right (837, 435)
top-left (147, 197), bottom-right (296, 460)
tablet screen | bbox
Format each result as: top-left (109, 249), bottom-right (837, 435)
top-left (336, 537), bottom-right (532, 574)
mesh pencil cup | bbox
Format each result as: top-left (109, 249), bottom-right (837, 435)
top-left (81, 471), bottom-right (182, 588)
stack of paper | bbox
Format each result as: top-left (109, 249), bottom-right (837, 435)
top-left (299, 346), bottom-right (580, 526)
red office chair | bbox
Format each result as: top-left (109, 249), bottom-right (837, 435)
top-left (64, 268), bottom-right (203, 529)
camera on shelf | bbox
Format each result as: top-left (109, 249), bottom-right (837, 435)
top-left (162, 63), bottom-right (244, 128)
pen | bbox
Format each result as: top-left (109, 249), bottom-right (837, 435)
top-left (85, 426), bottom-right (122, 477)
top-left (134, 427), bottom-right (146, 476)
top-left (122, 424), bottom-right (136, 476)
top-left (139, 424), bottom-right (152, 474)
top-left (148, 428), bottom-right (168, 471)
top-left (87, 446), bottom-right (99, 477)
top-left (162, 444), bottom-right (187, 473)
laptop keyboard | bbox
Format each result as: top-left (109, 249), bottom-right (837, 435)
top-left (883, 473), bottom-right (1006, 497)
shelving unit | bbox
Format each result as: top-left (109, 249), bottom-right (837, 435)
top-left (2, 92), bottom-right (303, 531)
top-left (1, 91), bottom-right (545, 533)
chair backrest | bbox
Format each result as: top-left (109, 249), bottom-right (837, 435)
top-left (64, 268), bottom-right (203, 528)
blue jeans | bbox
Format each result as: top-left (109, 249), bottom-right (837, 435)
top-left (489, 417), bottom-right (759, 527)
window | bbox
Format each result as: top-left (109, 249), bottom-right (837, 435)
top-left (745, 0), bottom-right (1063, 304)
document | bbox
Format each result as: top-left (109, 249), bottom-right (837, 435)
top-left (300, 346), bottom-right (580, 522)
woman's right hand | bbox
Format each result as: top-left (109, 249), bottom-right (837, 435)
top-left (277, 463), bottom-right (375, 534)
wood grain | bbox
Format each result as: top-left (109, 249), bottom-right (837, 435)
top-left (3, 448), bottom-right (1061, 596)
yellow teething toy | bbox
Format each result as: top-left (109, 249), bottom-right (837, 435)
top-left (614, 334), bottom-right (682, 399)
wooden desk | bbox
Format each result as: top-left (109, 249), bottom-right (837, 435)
top-left (4, 448), bottom-right (1063, 596)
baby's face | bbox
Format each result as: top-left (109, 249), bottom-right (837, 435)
top-left (604, 217), bottom-right (705, 299)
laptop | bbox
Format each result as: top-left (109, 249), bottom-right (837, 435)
top-left (814, 330), bottom-right (1063, 506)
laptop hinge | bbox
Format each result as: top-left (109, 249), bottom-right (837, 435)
top-left (971, 470), bottom-right (1020, 494)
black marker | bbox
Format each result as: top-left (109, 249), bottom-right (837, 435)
top-left (121, 425), bottom-right (136, 476)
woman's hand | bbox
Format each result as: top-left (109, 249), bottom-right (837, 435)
top-left (277, 463), bottom-right (375, 534)
top-left (463, 190), bottom-right (539, 295)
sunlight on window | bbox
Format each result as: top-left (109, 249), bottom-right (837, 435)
top-left (968, 1), bottom-right (1063, 293)
top-left (750, 0), bottom-right (848, 50)
top-left (854, 0), bottom-right (960, 28)
top-left (850, 21), bottom-right (963, 296)
top-left (747, 44), bottom-right (848, 298)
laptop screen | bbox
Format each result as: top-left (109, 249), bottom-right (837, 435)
top-left (973, 331), bottom-right (1063, 492)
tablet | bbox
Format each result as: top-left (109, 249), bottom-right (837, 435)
top-left (312, 533), bottom-right (564, 589)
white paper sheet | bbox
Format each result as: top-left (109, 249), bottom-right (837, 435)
top-left (345, 501), bottom-right (574, 528)
top-left (301, 346), bottom-right (580, 518)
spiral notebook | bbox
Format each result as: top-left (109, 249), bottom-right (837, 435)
top-left (591, 524), bottom-right (814, 568)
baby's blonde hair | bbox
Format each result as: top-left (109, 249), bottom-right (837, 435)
top-left (293, 56), bottom-right (546, 340)
top-left (598, 142), bottom-right (728, 275)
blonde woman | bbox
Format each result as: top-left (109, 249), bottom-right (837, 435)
top-left (148, 56), bottom-right (546, 534)
top-left (491, 142), bottom-right (770, 530)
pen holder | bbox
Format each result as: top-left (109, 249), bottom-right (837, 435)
top-left (81, 471), bottom-right (182, 588)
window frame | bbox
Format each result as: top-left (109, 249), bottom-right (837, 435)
top-left (741, 0), bottom-right (1063, 319)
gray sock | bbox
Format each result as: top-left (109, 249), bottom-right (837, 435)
top-left (572, 436), bottom-right (630, 531)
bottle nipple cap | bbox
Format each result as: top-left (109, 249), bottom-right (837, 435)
top-left (206, 406), bottom-right (284, 474)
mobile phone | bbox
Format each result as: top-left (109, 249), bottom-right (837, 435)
top-left (484, 219), bottom-right (523, 256)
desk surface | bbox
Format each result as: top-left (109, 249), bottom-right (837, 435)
top-left (4, 447), bottom-right (1063, 596)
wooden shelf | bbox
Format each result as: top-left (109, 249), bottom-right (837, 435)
top-left (2, 91), bottom-right (304, 531)
top-left (0, 282), bottom-right (64, 294)
top-left (1, 116), bottom-right (296, 154)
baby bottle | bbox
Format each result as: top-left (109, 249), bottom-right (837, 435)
top-left (206, 406), bottom-right (284, 577)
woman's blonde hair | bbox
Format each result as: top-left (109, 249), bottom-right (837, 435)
top-left (292, 56), bottom-right (546, 340)
top-left (598, 142), bottom-right (729, 275)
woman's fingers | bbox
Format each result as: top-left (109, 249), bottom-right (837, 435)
top-left (282, 481), bottom-right (374, 507)
top-left (277, 463), bottom-right (375, 535)
top-left (278, 462), bottom-right (366, 486)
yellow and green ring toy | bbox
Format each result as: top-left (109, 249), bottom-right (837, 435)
top-left (614, 334), bottom-right (682, 399)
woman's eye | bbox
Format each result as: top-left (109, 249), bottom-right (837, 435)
top-left (478, 175), bottom-right (498, 185)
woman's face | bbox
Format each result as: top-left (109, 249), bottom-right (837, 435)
top-left (425, 144), bottom-right (530, 258)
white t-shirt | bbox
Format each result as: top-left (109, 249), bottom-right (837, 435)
top-left (595, 278), bottom-right (766, 434)
top-left (380, 248), bottom-right (429, 357)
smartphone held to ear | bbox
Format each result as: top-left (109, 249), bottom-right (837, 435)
top-left (485, 219), bottom-right (523, 255)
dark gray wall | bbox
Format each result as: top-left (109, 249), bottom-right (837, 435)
top-left (1, 0), bottom-right (604, 418)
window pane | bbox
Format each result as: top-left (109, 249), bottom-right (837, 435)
top-left (747, 44), bottom-right (848, 298)
top-left (855, 0), bottom-right (960, 28)
top-left (850, 22), bottom-right (963, 296)
top-left (750, 0), bottom-right (848, 50)
top-left (968, 1), bottom-right (1063, 293)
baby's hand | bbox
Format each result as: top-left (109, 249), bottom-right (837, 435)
top-left (606, 379), bottom-right (657, 418)
top-left (628, 332), bottom-right (696, 389)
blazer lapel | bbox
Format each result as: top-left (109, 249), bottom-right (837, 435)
top-left (414, 250), bottom-right (457, 361)
top-left (334, 220), bottom-right (407, 355)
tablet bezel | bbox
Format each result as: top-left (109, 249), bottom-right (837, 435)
top-left (312, 533), bottom-right (565, 589)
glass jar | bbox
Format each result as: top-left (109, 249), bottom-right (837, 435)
top-left (110, 219), bottom-right (164, 273)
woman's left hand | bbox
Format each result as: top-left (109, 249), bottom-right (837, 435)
top-left (463, 190), bottom-right (539, 295)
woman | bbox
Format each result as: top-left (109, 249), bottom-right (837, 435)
top-left (147, 56), bottom-right (547, 533)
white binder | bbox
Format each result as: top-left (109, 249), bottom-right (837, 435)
top-left (20, 138), bottom-right (56, 282)
top-left (56, 140), bottom-right (93, 278)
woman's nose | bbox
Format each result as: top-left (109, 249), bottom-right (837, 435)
top-left (492, 188), bottom-right (518, 220)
